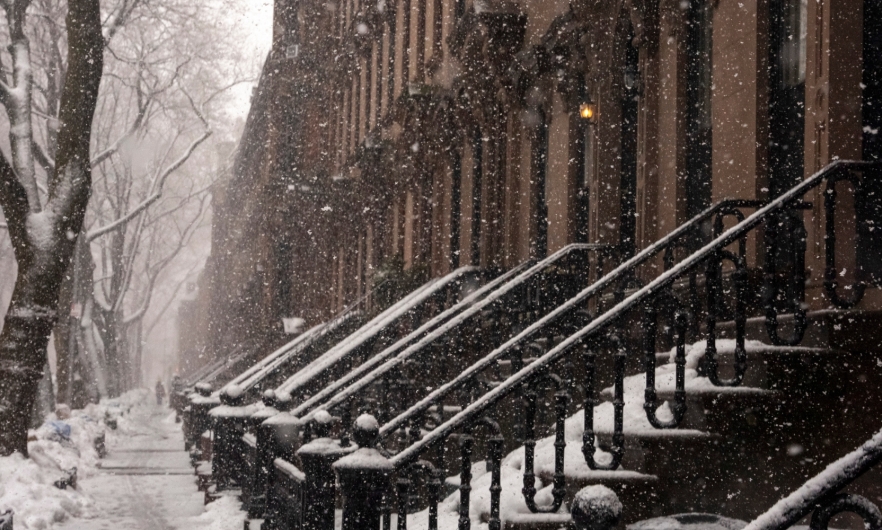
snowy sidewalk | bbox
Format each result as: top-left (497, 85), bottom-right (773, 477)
top-left (56, 403), bottom-right (242, 530)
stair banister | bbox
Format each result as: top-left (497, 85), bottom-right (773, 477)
top-left (289, 257), bottom-right (536, 417)
top-left (330, 160), bottom-right (878, 530)
top-left (294, 243), bottom-right (607, 423)
top-left (274, 266), bottom-right (480, 398)
top-left (328, 198), bottom-right (765, 527)
top-left (378, 198), bottom-right (765, 442)
top-left (390, 160), bottom-right (874, 471)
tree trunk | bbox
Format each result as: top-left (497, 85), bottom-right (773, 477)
top-left (53, 276), bottom-right (74, 404)
top-left (55, 234), bottom-right (91, 405)
top-left (131, 319), bottom-right (142, 389)
top-left (0, 0), bottom-right (103, 456)
top-left (100, 308), bottom-right (122, 397)
top-left (0, 269), bottom-right (61, 455)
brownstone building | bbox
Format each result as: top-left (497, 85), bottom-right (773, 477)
top-left (197, 0), bottom-right (880, 364)
top-left (178, 0), bottom-right (882, 526)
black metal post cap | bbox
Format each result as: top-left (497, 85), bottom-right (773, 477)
top-left (220, 384), bottom-right (245, 406)
top-left (352, 414), bottom-right (380, 448)
top-left (262, 390), bottom-right (277, 408)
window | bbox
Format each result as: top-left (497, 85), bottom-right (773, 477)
top-left (768, 0), bottom-right (806, 196)
top-left (619, 30), bottom-right (639, 257)
top-left (533, 111), bottom-right (549, 258)
top-left (685, 0), bottom-right (713, 224)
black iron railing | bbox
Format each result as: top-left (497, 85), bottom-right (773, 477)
top-left (292, 243), bottom-right (611, 424)
top-left (378, 198), bottom-right (763, 449)
top-left (223, 266), bottom-right (484, 508)
top-left (289, 258), bottom-right (537, 418)
top-left (290, 197), bottom-right (756, 529)
top-left (257, 244), bottom-right (605, 529)
top-left (183, 317), bottom-right (356, 453)
top-left (332, 160), bottom-right (880, 530)
top-left (273, 266), bottom-right (483, 402)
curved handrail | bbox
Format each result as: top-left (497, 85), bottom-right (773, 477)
top-left (377, 197), bottom-right (765, 445)
top-left (298, 243), bottom-right (609, 422)
top-left (389, 160), bottom-right (874, 468)
top-left (744, 427), bottom-right (882, 530)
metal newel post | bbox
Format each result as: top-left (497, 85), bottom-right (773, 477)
top-left (260, 404), bottom-right (302, 529)
top-left (334, 414), bottom-right (394, 530)
top-left (247, 390), bottom-right (289, 519)
top-left (298, 410), bottom-right (356, 530)
top-left (212, 385), bottom-right (246, 490)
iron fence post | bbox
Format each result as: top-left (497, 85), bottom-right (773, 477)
top-left (298, 411), bottom-right (356, 530)
top-left (211, 388), bottom-right (246, 491)
top-left (333, 415), bottom-right (393, 530)
top-left (261, 410), bottom-right (303, 530)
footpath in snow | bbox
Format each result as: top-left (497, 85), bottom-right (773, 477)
top-left (0, 390), bottom-right (244, 530)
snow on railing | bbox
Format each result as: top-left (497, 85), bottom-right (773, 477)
top-left (221, 324), bottom-right (328, 393)
top-left (231, 309), bottom-right (362, 394)
top-left (378, 199), bottom-right (759, 441)
top-left (194, 345), bottom-right (255, 390)
top-left (276, 266), bottom-right (480, 396)
top-left (290, 258), bottom-right (535, 417)
top-left (744, 427), bottom-right (882, 530)
top-left (183, 355), bottom-right (230, 387)
top-left (299, 243), bottom-right (605, 421)
top-left (391, 160), bottom-right (872, 467)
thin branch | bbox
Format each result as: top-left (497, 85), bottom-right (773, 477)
top-left (87, 126), bottom-right (211, 242)
top-left (90, 90), bottom-right (153, 168)
top-left (102, 0), bottom-right (142, 44)
top-left (125, 193), bottom-right (208, 326)
top-left (109, 127), bottom-right (211, 312)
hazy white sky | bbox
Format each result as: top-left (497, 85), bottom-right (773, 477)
top-left (229, 1), bottom-right (275, 119)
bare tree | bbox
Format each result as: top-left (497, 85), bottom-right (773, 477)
top-left (0, 0), bottom-right (103, 455)
top-left (53, 0), bottom-right (253, 399)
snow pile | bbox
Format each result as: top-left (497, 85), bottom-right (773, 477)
top-left (0, 389), bottom-right (151, 529)
top-left (571, 485), bottom-right (622, 530)
top-left (0, 452), bottom-right (93, 529)
top-left (186, 495), bottom-right (247, 530)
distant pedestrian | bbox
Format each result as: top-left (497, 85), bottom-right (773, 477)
top-left (155, 381), bottom-right (166, 406)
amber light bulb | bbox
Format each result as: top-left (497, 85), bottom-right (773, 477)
top-left (579, 103), bottom-right (596, 121)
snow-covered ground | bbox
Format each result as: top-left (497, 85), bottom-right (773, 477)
top-left (0, 390), bottom-right (245, 530)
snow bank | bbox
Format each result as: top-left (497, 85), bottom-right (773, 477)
top-left (186, 495), bottom-right (246, 530)
top-left (0, 389), bottom-right (150, 529)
